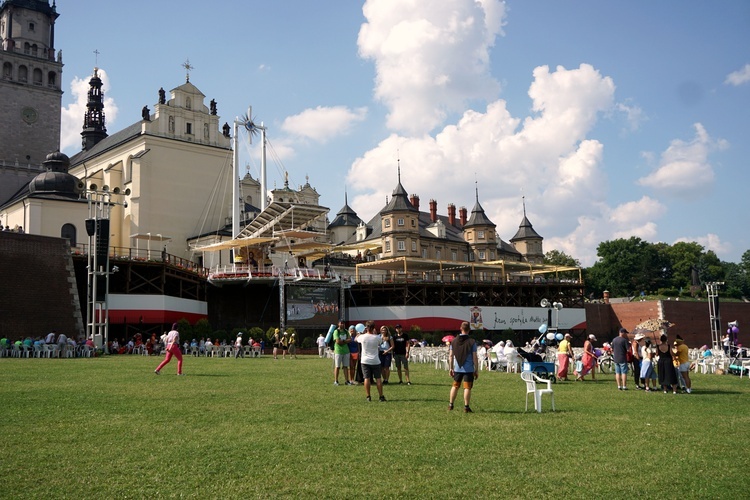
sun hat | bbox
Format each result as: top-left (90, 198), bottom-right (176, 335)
top-left (634, 333), bottom-right (645, 341)
top-left (565, 333), bottom-right (572, 338)
top-left (588, 334), bottom-right (597, 341)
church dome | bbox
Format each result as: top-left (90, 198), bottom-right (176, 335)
top-left (28, 150), bottom-right (81, 196)
top-left (28, 171), bottom-right (82, 196)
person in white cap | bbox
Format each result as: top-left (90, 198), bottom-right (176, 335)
top-left (575, 334), bottom-right (597, 381)
top-left (234, 332), bottom-right (244, 359)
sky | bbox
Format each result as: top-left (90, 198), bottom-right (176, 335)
top-left (54, 0), bottom-right (750, 266)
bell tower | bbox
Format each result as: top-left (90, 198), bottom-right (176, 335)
top-left (80, 67), bottom-right (107, 151)
top-left (0, 0), bottom-right (63, 166)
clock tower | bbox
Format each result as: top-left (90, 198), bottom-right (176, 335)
top-left (0, 0), bottom-right (63, 167)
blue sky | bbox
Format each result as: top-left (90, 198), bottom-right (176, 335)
top-left (55, 0), bottom-right (750, 266)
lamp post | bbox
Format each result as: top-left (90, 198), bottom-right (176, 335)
top-left (84, 183), bottom-right (129, 353)
top-left (540, 299), bottom-right (564, 336)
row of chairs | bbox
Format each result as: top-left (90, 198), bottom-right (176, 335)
top-left (2, 344), bottom-right (96, 358)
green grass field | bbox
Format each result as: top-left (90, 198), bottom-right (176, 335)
top-left (1, 354), bottom-right (748, 499)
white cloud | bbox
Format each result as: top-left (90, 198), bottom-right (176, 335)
top-left (60, 68), bottom-right (119, 154)
top-left (545, 196), bottom-right (666, 266)
top-left (280, 106), bottom-right (367, 143)
top-left (725, 63), bottom-right (750, 86)
top-left (348, 62), bottom-right (619, 265)
top-left (673, 233), bottom-right (732, 258)
top-left (616, 100), bottom-right (645, 133)
top-left (637, 123), bottom-right (728, 198)
top-left (358, 0), bottom-right (507, 134)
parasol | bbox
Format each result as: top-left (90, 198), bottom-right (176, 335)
top-left (442, 334), bottom-right (456, 344)
top-left (482, 339), bottom-right (493, 346)
top-left (631, 318), bottom-right (675, 341)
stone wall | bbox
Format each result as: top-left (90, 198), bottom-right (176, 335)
top-left (585, 299), bottom-right (750, 347)
top-left (0, 231), bottom-right (83, 340)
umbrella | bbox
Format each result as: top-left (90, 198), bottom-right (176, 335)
top-left (631, 319), bottom-right (675, 341)
top-left (482, 339), bottom-right (493, 346)
top-left (442, 335), bottom-right (455, 343)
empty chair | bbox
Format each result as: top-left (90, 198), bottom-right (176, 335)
top-left (521, 371), bottom-right (555, 413)
top-left (488, 351), bottom-right (508, 372)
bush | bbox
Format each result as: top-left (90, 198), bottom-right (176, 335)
top-left (301, 336), bottom-right (314, 349)
top-left (658, 288), bottom-right (680, 297)
top-left (193, 318), bottom-right (212, 339)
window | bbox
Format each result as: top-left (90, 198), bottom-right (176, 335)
top-left (24, 42), bottom-right (30, 55)
top-left (422, 248), bottom-right (427, 258)
top-left (411, 219), bottom-right (416, 227)
top-left (397, 240), bottom-right (405, 251)
top-left (33, 68), bottom-right (42, 85)
top-left (384, 219), bottom-right (391, 228)
top-left (31, 44), bottom-right (38, 57)
top-left (436, 250), bottom-right (441, 260)
top-left (411, 241), bottom-right (417, 251)
top-left (61, 223), bottom-right (77, 247)
top-left (47, 71), bottom-right (56, 86)
top-left (452, 251), bottom-right (457, 261)
top-left (18, 65), bottom-right (28, 82)
top-left (397, 218), bottom-right (405, 226)
top-left (186, 97), bottom-right (192, 110)
top-left (2, 62), bottom-right (11, 80)
top-left (385, 240), bottom-right (391, 252)
top-left (479, 251), bottom-right (486, 260)
top-left (478, 230), bottom-right (485, 239)
top-left (28, 22), bottom-right (35, 32)
top-left (186, 122), bottom-right (192, 134)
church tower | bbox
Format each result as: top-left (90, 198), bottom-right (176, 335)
top-left (80, 67), bottom-right (107, 151)
top-left (0, 0), bottom-right (63, 165)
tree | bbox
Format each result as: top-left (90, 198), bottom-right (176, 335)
top-left (544, 249), bottom-right (580, 267)
top-left (665, 241), bottom-right (704, 289)
top-left (587, 237), bottom-right (665, 297)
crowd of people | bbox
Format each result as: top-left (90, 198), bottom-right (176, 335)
top-left (569, 328), bottom-right (694, 394)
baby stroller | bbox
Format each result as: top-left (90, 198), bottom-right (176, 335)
top-left (517, 324), bottom-right (561, 382)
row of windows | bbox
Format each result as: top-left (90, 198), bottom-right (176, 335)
top-left (383, 217), bottom-right (416, 229)
top-left (2, 62), bottom-right (57, 86)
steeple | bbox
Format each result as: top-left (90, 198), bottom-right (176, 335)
top-left (80, 68), bottom-right (107, 151)
top-left (381, 159), bottom-right (417, 213)
top-left (463, 183), bottom-right (495, 228)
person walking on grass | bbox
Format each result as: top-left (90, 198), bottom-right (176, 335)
top-left (357, 321), bottom-right (386, 402)
top-left (448, 322), bottom-right (478, 413)
top-left (612, 328), bottom-right (630, 390)
top-left (393, 324), bottom-right (411, 385)
top-left (557, 333), bottom-right (573, 381)
top-left (154, 323), bottom-right (183, 375)
top-left (234, 332), bottom-right (244, 359)
top-left (332, 321), bottom-right (351, 386)
top-left (272, 328), bottom-right (280, 360)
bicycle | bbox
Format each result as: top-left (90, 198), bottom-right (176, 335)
top-left (597, 354), bottom-right (614, 374)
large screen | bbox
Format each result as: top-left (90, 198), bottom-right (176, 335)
top-left (285, 284), bottom-right (340, 328)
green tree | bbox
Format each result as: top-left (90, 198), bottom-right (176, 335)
top-left (587, 237), bottom-right (665, 297)
top-left (193, 318), bottom-right (212, 340)
top-left (544, 249), bottom-right (580, 267)
top-left (665, 241), bottom-right (704, 289)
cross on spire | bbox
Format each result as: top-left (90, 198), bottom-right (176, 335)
top-left (93, 49), bottom-right (100, 69)
top-left (182, 59), bottom-right (194, 82)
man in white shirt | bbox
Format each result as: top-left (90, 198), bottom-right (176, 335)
top-left (45, 331), bottom-right (56, 344)
top-left (316, 333), bottom-right (327, 357)
top-left (356, 321), bottom-right (386, 402)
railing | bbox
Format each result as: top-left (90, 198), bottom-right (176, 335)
top-left (71, 244), bottom-right (207, 277)
top-left (208, 264), bottom-right (338, 282)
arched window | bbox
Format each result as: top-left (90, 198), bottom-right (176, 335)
top-left (33, 68), bottom-right (42, 85)
top-left (2, 62), bottom-right (11, 80)
top-left (31, 44), bottom-right (38, 57)
top-left (61, 223), bottom-right (77, 247)
top-left (24, 42), bottom-right (30, 54)
top-left (18, 65), bottom-right (27, 82)
top-left (47, 71), bottom-right (56, 86)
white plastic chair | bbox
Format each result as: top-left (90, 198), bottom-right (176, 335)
top-left (488, 351), bottom-right (508, 372)
top-left (521, 371), bottom-right (555, 413)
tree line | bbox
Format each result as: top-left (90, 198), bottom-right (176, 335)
top-left (545, 237), bottom-right (749, 300)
